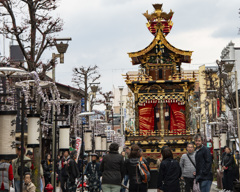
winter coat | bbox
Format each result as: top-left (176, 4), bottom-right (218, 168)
top-left (23, 182), bottom-right (36, 192)
top-left (100, 151), bottom-right (124, 186)
top-left (41, 160), bottom-right (52, 180)
top-left (68, 158), bottom-right (79, 183)
top-left (12, 156), bottom-right (31, 181)
top-left (157, 158), bottom-right (181, 192)
top-left (125, 157), bottom-right (149, 188)
top-left (60, 156), bottom-right (70, 177)
top-left (179, 152), bottom-right (196, 178)
top-left (222, 153), bottom-right (235, 171)
top-left (0, 162), bottom-right (14, 191)
top-left (195, 145), bottom-right (213, 182)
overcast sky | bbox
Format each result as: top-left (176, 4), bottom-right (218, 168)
top-left (52, 0), bottom-right (240, 93)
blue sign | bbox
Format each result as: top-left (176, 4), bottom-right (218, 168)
top-left (82, 117), bottom-right (86, 125)
top-left (81, 97), bottom-right (86, 124)
top-left (81, 98), bottom-right (85, 107)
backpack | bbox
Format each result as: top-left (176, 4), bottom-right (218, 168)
top-left (137, 157), bottom-right (150, 183)
top-left (17, 166), bottom-right (30, 176)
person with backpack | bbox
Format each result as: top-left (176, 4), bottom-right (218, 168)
top-left (12, 147), bottom-right (31, 192)
top-left (0, 159), bottom-right (14, 192)
top-left (222, 146), bottom-right (235, 191)
top-left (59, 150), bottom-right (70, 192)
top-left (100, 142), bottom-right (124, 192)
top-left (84, 153), bottom-right (102, 192)
top-left (41, 154), bottom-right (52, 188)
top-left (157, 147), bottom-right (181, 192)
top-left (124, 144), bottom-right (150, 192)
top-left (179, 142), bottom-right (196, 192)
top-left (67, 150), bottom-right (79, 192)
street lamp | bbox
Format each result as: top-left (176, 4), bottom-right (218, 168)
top-left (221, 59), bottom-right (240, 151)
top-left (118, 86), bottom-right (124, 135)
top-left (15, 78), bottom-right (54, 192)
top-left (77, 111), bottom-right (95, 189)
top-left (51, 37), bottom-right (71, 191)
top-left (89, 82), bottom-right (100, 112)
top-left (0, 67), bottom-right (30, 192)
top-left (53, 38), bottom-right (72, 64)
top-left (0, 67), bottom-right (29, 77)
top-left (92, 119), bottom-right (103, 153)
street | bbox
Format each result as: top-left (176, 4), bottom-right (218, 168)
top-left (56, 182), bottom-right (220, 192)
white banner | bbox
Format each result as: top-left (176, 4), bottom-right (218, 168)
top-left (75, 137), bottom-right (82, 163)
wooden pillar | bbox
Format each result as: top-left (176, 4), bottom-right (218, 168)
top-left (160, 102), bottom-right (164, 133)
top-left (135, 96), bottom-right (139, 131)
top-left (183, 82), bottom-right (190, 131)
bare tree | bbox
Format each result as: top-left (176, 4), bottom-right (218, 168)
top-left (0, 0), bottom-right (63, 76)
top-left (95, 90), bottom-right (114, 122)
top-left (72, 65), bottom-right (101, 111)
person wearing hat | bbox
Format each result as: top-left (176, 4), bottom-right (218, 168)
top-left (12, 146), bottom-right (31, 192)
top-left (84, 153), bottom-right (102, 192)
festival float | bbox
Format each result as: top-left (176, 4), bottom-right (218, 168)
top-left (124, 4), bottom-right (196, 187)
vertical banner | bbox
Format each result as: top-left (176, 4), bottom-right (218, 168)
top-left (106, 126), bottom-right (111, 140)
top-left (205, 123), bottom-right (211, 141)
top-left (168, 103), bottom-right (186, 134)
top-left (139, 103), bottom-right (157, 134)
top-left (75, 137), bottom-right (82, 163)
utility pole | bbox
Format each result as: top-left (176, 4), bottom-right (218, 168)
top-left (51, 56), bottom-right (56, 191)
top-left (235, 71), bottom-right (240, 168)
top-left (119, 86), bottom-right (124, 135)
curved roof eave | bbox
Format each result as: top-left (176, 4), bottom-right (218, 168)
top-left (127, 30), bottom-right (193, 65)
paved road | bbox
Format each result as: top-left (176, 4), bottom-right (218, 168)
top-left (147, 182), bottom-right (219, 192)
top-left (57, 183), bottom-right (220, 192)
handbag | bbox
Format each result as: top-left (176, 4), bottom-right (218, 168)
top-left (10, 179), bottom-right (15, 192)
top-left (193, 179), bottom-right (201, 192)
top-left (186, 154), bottom-right (201, 192)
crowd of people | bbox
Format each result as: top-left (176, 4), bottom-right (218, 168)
top-left (0, 133), bottom-right (239, 192)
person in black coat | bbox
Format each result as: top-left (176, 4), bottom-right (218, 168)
top-left (100, 142), bottom-right (124, 192)
top-left (41, 154), bottom-right (52, 188)
top-left (125, 144), bottom-right (149, 192)
top-left (194, 134), bottom-right (213, 192)
top-left (157, 147), bottom-right (181, 192)
top-left (60, 150), bottom-right (70, 192)
top-left (84, 153), bottom-right (102, 192)
top-left (222, 147), bottom-right (235, 191)
top-left (68, 150), bottom-right (79, 192)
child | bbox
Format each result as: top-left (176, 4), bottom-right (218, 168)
top-left (23, 172), bottom-right (36, 192)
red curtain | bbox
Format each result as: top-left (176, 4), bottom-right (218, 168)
top-left (139, 103), bottom-right (156, 134)
top-left (217, 98), bottom-right (220, 117)
top-left (168, 103), bottom-right (186, 134)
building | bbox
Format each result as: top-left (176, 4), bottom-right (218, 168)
top-left (221, 41), bottom-right (240, 88)
top-left (112, 86), bottom-right (135, 134)
top-left (198, 65), bottom-right (221, 140)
